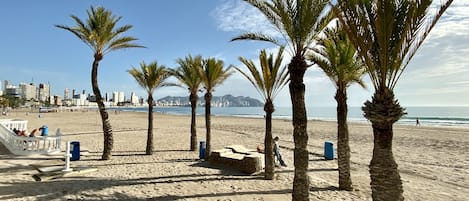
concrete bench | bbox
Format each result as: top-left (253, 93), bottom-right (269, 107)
top-left (209, 145), bottom-right (264, 174)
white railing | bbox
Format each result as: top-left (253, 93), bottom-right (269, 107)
top-left (0, 119), bottom-right (28, 131)
top-left (0, 119), bottom-right (62, 155)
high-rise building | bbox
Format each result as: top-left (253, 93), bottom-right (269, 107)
top-left (5, 85), bottom-right (21, 98)
top-left (130, 92), bottom-right (139, 105)
top-left (19, 83), bottom-right (36, 100)
top-left (4, 80), bottom-right (9, 91)
top-left (38, 83), bottom-right (50, 102)
top-left (118, 92), bottom-right (125, 103)
top-left (64, 88), bottom-right (70, 100)
top-left (112, 92), bottom-right (118, 105)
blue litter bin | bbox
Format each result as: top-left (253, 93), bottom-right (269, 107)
top-left (324, 141), bottom-right (334, 160)
top-left (70, 141), bottom-right (80, 161)
top-left (40, 126), bottom-right (48, 136)
top-left (199, 141), bottom-right (206, 159)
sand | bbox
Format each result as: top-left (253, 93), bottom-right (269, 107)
top-left (0, 109), bottom-right (467, 201)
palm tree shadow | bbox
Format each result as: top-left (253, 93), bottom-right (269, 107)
top-left (189, 160), bottom-right (256, 177)
top-left (310, 186), bottom-right (339, 192)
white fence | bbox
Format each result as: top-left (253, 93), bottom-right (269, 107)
top-left (0, 119), bottom-right (62, 155)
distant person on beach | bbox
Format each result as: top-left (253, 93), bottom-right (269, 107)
top-left (416, 118), bottom-right (421, 126)
top-left (273, 136), bottom-right (287, 167)
top-left (29, 128), bottom-right (39, 137)
top-left (256, 144), bottom-right (264, 153)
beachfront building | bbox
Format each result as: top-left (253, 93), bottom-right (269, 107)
top-left (3, 80), bottom-right (9, 92)
top-left (64, 88), bottom-right (70, 100)
top-left (72, 93), bottom-right (88, 106)
top-left (38, 83), bottom-right (50, 103)
top-left (130, 92), bottom-right (139, 106)
top-left (112, 92), bottom-right (118, 106)
top-left (53, 95), bottom-right (63, 106)
top-left (4, 85), bottom-right (21, 98)
top-left (118, 92), bottom-right (125, 103)
top-left (19, 83), bottom-right (37, 100)
top-left (112, 91), bottom-right (125, 106)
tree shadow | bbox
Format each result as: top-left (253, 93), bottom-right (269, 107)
top-left (0, 170), bottom-right (266, 201)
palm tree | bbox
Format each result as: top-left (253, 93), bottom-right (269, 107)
top-left (128, 61), bottom-right (171, 155)
top-left (170, 55), bottom-right (203, 151)
top-left (231, 0), bottom-right (331, 199)
top-left (197, 58), bottom-right (233, 159)
top-left (308, 22), bottom-right (366, 190)
top-left (56, 6), bottom-right (144, 160)
top-left (235, 47), bottom-right (289, 180)
top-left (334, 0), bottom-right (453, 200)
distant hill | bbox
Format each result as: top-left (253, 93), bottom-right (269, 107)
top-left (157, 94), bottom-right (263, 107)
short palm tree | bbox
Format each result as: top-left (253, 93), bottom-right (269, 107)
top-left (56, 6), bottom-right (144, 160)
top-left (231, 0), bottom-right (332, 199)
top-left (308, 22), bottom-right (366, 190)
top-left (170, 55), bottom-right (203, 151)
top-left (197, 58), bottom-right (233, 159)
top-left (334, 0), bottom-right (453, 200)
top-left (235, 47), bottom-right (289, 180)
top-left (128, 61), bottom-right (171, 155)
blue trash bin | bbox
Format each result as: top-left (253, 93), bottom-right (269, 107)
top-left (41, 126), bottom-right (48, 136)
top-left (70, 141), bottom-right (80, 161)
top-left (199, 141), bottom-right (206, 159)
top-left (324, 141), bottom-right (334, 160)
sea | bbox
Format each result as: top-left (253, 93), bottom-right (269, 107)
top-left (111, 106), bottom-right (469, 128)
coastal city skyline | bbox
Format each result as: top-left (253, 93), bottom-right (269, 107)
top-left (0, 1), bottom-right (468, 107)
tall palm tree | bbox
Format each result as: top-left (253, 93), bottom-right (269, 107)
top-left (235, 47), bottom-right (289, 180)
top-left (197, 58), bottom-right (233, 159)
top-left (170, 55), bottom-right (203, 151)
top-left (128, 61), bottom-right (171, 155)
top-left (231, 0), bottom-right (331, 199)
top-left (308, 22), bottom-right (366, 190)
top-left (56, 6), bottom-right (144, 160)
top-left (334, 0), bottom-right (453, 200)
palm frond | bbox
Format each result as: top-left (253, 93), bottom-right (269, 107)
top-left (198, 58), bottom-right (233, 93)
top-left (56, 6), bottom-right (143, 56)
top-left (231, 32), bottom-right (282, 46)
top-left (233, 0), bottom-right (332, 58)
top-left (128, 61), bottom-right (172, 95)
top-left (171, 54), bottom-right (203, 94)
top-left (336, 0), bottom-right (453, 90)
top-left (236, 46), bottom-right (289, 102)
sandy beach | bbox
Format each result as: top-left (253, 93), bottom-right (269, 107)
top-left (0, 110), bottom-right (468, 201)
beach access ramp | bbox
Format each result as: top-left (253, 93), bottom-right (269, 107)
top-left (0, 119), bottom-right (62, 155)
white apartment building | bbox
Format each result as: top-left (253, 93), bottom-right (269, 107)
top-left (130, 92), bottom-right (139, 105)
top-left (19, 83), bottom-right (36, 100)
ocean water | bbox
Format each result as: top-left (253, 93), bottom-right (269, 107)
top-left (114, 106), bottom-right (469, 128)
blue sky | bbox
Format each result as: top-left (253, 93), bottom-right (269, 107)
top-left (0, 0), bottom-right (468, 107)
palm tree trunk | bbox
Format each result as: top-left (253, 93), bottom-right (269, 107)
top-left (204, 92), bottom-right (212, 159)
top-left (92, 54), bottom-right (113, 161)
top-left (335, 88), bottom-right (352, 190)
top-left (264, 100), bottom-right (275, 180)
top-left (146, 94), bottom-right (154, 155)
top-left (363, 87), bottom-right (405, 201)
top-left (289, 55), bottom-right (309, 201)
top-left (190, 93), bottom-right (198, 151)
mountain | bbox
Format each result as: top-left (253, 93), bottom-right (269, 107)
top-left (156, 94), bottom-right (263, 107)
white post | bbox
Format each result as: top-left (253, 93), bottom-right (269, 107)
top-left (63, 141), bottom-right (73, 172)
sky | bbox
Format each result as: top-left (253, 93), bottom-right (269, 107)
top-left (0, 0), bottom-right (468, 107)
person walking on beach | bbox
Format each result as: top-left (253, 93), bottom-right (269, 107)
top-left (273, 136), bottom-right (287, 167)
top-left (416, 118), bottom-right (421, 126)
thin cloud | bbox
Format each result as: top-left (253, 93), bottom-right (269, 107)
top-left (428, 2), bottom-right (469, 40)
top-left (213, 0), bottom-right (280, 37)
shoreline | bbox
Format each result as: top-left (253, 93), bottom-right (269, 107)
top-left (4, 107), bottom-right (469, 130)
